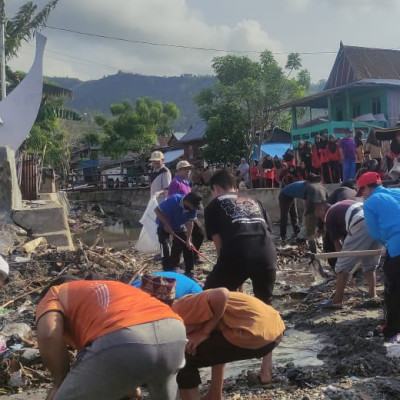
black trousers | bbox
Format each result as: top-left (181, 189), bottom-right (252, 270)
top-left (177, 330), bottom-right (277, 389)
top-left (191, 221), bottom-right (204, 259)
top-left (157, 228), bottom-right (195, 272)
top-left (383, 254), bottom-right (400, 338)
top-left (329, 160), bottom-right (341, 183)
top-left (278, 192), bottom-right (300, 240)
top-left (321, 162), bottom-right (331, 183)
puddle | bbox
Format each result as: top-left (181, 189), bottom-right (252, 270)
top-left (74, 221), bottom-right (141, 249)
top-left (200, 328), bottom-right (325, 382)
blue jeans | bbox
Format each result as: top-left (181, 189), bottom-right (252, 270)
top-left (54, 319), bottom-right (187, 400)
top-left (342, 159), bottom-right (355, 182)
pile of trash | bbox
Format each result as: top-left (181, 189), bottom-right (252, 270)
top-left (0, 231), bottom-right (158, 396)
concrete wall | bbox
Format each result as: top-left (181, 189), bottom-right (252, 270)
top-left (67, 187), bottom-right (152, 209)
top-left (66, 184), bottom-right (341, 223)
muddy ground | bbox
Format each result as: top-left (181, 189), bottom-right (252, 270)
top-left (1, 202), bottom-right (400, 399)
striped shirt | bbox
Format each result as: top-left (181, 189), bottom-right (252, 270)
top-left (325, 200), bottom-right (364, 241)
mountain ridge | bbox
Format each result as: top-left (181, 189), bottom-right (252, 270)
top-left (48, 72), bottom-right (216, 130)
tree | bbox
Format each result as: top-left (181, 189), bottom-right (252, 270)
top-left (2, 0), bottom-right (60, 60)
top-left (95, 98), bottom-right (179, 159)
top-left (25, 96), bottom-right (70, 180)
top-left (195, 51), bottom-right (311, 164)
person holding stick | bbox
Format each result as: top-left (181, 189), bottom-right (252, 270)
top-left (154, 192), bottom-right (203, 278)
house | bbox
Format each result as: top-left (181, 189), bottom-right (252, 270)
top-left (278, 42), bottom-right (400, 148)
top-left (179, 120), bottom-right (206, 162)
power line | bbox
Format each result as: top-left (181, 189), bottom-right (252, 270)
top-left (45, 25), bottom-right (338, 55)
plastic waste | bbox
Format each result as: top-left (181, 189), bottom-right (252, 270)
top-left (1, 323), bottom-right (32, 341)
top-left (135, 195), bottom-right (160, 253)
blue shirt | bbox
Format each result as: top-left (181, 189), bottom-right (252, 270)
top-left (156, 194), bottom-right (197, 231)
top-left (281, 181), bottom-right (307, 198)
top-left (132, 271), bottom-right (203, 299)
top-left (363, 186), bottom-right (400, 257)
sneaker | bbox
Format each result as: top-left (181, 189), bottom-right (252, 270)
top-left (317, 299), bottom-right (343, 309)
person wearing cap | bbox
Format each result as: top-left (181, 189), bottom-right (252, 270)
top-left (314, 200), bottom-right (381, 309)
top-left (155, 192), bottom-right (203, 277)
top-left (133, 271), bottom-right (202, 298)
top-left (357, 171), bottom-right (400, 341)
top-left (0, 255), bottom-right (9, 286)
top-left (168, 160), bottom-right (205, 265)
top-left (168, 160), bottom-right (193, 197)
top-left (35, 278), bottom-right (186, 400)
top-left (149, 150), bottom-right (172, 197)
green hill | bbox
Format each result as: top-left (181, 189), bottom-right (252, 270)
top-left (48, 72), bottom-right (216, 130)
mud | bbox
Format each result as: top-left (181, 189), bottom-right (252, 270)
top-left (0, 202), bottom-right (399, 399)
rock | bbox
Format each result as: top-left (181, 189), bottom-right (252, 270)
top-left (20, 348), bottom-right (41, 365)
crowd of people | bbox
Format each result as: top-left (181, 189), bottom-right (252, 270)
top-left (238, 129), bottom-right (400, 189)
top-left (2, 139), bottom-right (399, 400)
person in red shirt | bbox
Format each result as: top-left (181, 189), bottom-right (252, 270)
top-left (311, 135), bottom-right (322, 175)
top-left (326, 135), bottom-right (342, 183)
top-left (249, 160), bottom-right (260, 188)
top-left (36, 277), bottom-right (186, 400)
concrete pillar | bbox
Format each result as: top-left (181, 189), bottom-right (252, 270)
top-left (0, 146), bottom-right (22, 221)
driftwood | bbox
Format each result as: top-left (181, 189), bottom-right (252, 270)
top-left (86, 249), bottom-right (134, 271)
top-left (128, 264), bottom-right (149, 285)
top-left (0, 283), bottom-right (50, 310)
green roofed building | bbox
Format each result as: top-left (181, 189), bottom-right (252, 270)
top-left (278, 42), bottom-right (400, 148)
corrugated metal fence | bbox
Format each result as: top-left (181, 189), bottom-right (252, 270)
top-left (20, 154), bottom-right (37, 200)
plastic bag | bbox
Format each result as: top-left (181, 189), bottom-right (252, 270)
top-left (134, 195), bottom-right (160, 253)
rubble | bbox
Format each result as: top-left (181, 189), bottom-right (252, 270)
top-left (0, 206), bottom-right (398, 399)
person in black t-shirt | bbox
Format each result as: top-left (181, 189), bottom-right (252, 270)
top-left (203, 170), bottom-right (276, 305)
top-left (203, 170), bottom-right (277, 385)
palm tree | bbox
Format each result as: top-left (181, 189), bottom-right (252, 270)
top-left (1, 0), bottom-right (60, 60)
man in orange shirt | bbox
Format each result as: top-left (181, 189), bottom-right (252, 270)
top-left (171, 288), bottom-right (284, 400)
top-left (36, 277), bottom-right (186, 400)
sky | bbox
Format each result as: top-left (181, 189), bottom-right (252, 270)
top-left (6, 0), bottom-right (400, 83)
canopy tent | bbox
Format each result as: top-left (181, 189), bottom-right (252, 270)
top-left (252, 143), bottom-right (292, 161)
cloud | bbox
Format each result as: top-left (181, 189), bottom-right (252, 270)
top-left (8, 0), bottom-right (283, 80)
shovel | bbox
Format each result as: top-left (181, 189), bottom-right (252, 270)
top-left (309, 249), bottom-right (383, 281)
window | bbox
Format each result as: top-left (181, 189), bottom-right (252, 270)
top-left (353, 104), bottom-right (361, 118)
top-left (336, 109), bottom-right (343, 121)
top-left (372, 98), bottom-right (381, 114)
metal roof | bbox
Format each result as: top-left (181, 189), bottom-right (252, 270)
top-left (179, 120), bottom-right (207, 143)
top-left (325, 43), bottom-right (400, 90)
top-left (163, 149), bottom-right (184, 164)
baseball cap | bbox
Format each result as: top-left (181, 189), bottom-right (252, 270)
top-left (176, 160), bottom-right (193, 170)
top-left (140, 274), bottom-right (177, 305)
top-left (184, 192), bottom-right (203, 210)
top-left (149, 151), bottom-right (164, 161)
top-left (356, 172), bottom-right (382, 196)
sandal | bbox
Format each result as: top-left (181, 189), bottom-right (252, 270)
top-left (317, 299), bottom-right (343, 309)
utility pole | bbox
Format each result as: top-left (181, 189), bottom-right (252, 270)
top-left (0, 0), bottom-right (6, 100)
